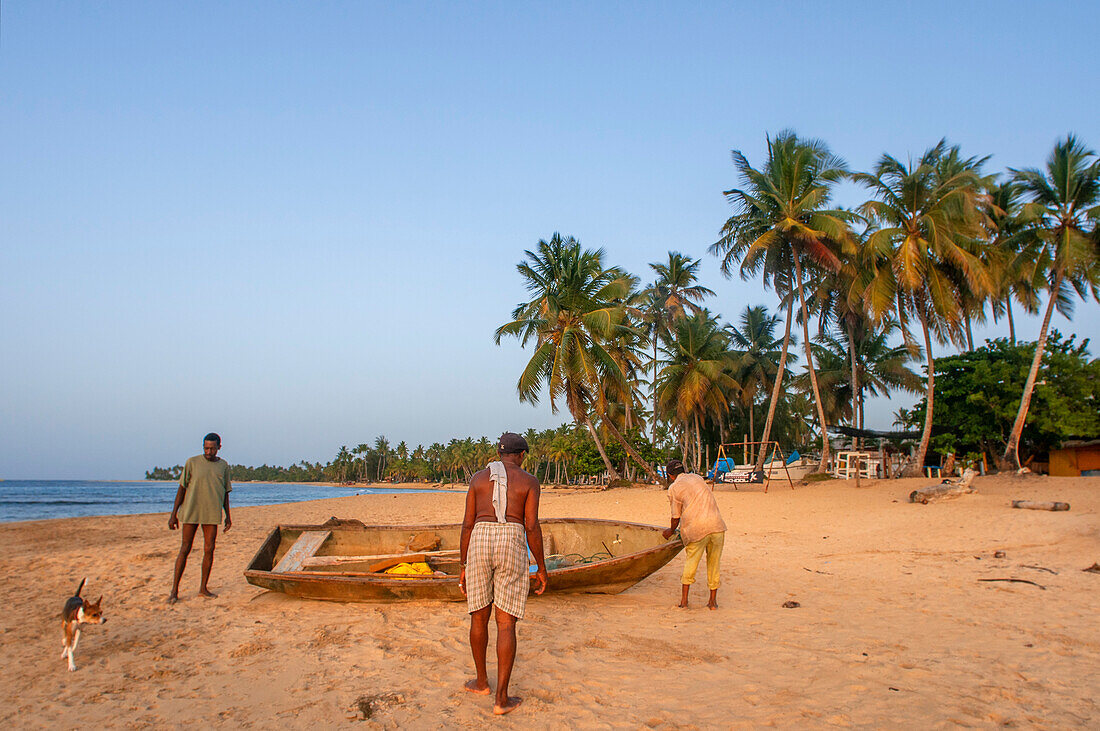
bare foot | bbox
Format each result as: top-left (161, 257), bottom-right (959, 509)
top-left (198, 589), bottom-right (218, 598)
top-left (464, 679), bottom-right (491, 695)
top-left (677, 601), bottom-right (688, 608)
top-left (167, 594), bottom-right (178, 605)
top-left (707, 602), bottom-right (718, 610)
top-left (493, 697), bottom-right (523, 715)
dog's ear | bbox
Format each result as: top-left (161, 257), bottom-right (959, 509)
top-left (95, 596), bottom-right (103, 606)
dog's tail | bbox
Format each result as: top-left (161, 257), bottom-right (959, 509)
top-left (75, 578), bottom-right (86, 597)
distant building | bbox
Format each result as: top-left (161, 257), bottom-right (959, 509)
top-left (1048, 439), bottom-right (1100, 477)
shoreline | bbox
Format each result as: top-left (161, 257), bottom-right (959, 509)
top-left (2, 474), bottom-right (1096, 727)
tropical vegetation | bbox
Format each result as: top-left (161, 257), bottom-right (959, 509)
top-left (145, 134), bottom-right (1099, 484)
top-left (898, 332), bottom-right (1099, 467)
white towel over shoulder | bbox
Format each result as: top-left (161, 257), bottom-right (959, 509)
top-left (487, 461), bottom-right (508, 523)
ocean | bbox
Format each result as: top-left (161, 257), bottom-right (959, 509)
top-left (0, 480), bottom-right (447, 523)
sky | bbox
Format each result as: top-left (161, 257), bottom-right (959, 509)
top-left (2, 2), bottom-right (1098, 479)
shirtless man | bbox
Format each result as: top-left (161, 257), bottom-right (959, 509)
top-left (459, 432), bottom-right (548, 715)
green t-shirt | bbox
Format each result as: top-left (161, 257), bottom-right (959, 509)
top-left (178, 455), bottom-right (232, 525)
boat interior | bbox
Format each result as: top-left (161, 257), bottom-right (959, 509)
top-left (249, 518), bottom-right (670, 578)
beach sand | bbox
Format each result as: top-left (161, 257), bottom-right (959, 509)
top-left (1, 474), bottom-right (1097, 728)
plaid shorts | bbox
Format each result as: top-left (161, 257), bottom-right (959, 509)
top-left (465, 521), bottom-right (529, 619)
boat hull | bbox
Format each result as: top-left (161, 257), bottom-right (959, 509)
top-left (244, 517), bottom-right (683, 603)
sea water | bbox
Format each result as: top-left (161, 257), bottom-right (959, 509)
top-left (0, 480), bottom-right (446, 523)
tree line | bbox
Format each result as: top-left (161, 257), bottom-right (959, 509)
top-left (145, 427), bottom-right (666, 485)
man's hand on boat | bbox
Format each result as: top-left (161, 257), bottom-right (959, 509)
top-left (532, 566), bottom-right (548, 595)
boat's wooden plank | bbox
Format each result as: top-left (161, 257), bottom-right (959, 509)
top-left (301, 554), bottom-right (429, 574)
top-left (301, 549), bottom-right (459, 566)
top-left (273, 531), bottom-right (332, 573)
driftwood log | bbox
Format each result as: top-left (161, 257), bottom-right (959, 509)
top-left (1011, 500), bottom-right (1070, 511)
top-left (909, 468), bottom-right (976, 504)
top-left (909, 483), bottom-right (975, 503)
top-left (978, 578), bottom-right (1046, 590)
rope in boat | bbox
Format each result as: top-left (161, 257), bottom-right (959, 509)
top-left (546, 551), bottom-right (612, 569)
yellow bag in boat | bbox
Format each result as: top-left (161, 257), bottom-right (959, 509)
top-left (383, 561), bottom-right (433, 579)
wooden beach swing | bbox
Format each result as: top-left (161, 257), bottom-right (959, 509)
top-left (713, 441), bottom-right (795, 492)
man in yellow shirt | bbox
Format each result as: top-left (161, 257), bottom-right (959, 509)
top-left (662, 458), bottom-right (727, 609)
top-left (168, 433), bottom-right (232, 603)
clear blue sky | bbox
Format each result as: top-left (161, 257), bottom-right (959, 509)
top-left (3, 2), bottom-right (1098, 478)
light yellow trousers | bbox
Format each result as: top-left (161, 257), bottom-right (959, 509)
top-left (681, 531), bottom-right (724, 589)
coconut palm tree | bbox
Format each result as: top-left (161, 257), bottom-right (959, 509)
top-left (983, 179), bottom-right (1044, 344)
top-left (373, 436), bottom-right (390, 480)
top-left (352, 443), bottom-right (371, 481)
top-left (596, 301), bottom-right (664, 483)
top-left (656, 310), bottom-right (738, 472)
top-left (806, 321), bottom-right (923, 429)
top-left (854, 140), bottom-right (991, 476)
top-left (648, 252), bottom-right (716, 320)
top-left (333, 445), bottom-right (352, 482)
top-left (496, 233), bottom-right (636, 480)
top-left (1002, 135), bottom-right (1100, 469)
top-left (938, 146), bottom-right (995, 352)
top-left (709, 130), bottom-right (855, 473)
top-left (726, 305), bottom-right (791, 463)
top-left (642, 253), bottom-right (715, 441)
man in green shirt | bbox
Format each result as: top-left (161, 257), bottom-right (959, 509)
top-left (168, 432), bottom-right (232, 604)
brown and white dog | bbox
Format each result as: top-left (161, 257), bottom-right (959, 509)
top-left (61, 578), bottom-right (105, 672)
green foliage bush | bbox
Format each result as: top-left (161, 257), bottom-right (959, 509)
top-left (900, 332), bottom-right (1099, 463)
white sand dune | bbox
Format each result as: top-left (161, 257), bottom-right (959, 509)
top-left (1, 474), bottom-right (1097, 728)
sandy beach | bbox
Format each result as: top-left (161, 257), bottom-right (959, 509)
top-left (2, 474), bottom-right (1097, 729)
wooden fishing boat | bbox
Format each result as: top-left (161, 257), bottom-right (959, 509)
top-left (244, 517), bottom-right (683, 603)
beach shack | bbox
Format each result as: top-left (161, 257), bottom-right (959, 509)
top-left (1048, 439), bottom-right (1100, 477)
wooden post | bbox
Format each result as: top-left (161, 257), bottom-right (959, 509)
top-left (1012, 500), bottom-right (1070, 511)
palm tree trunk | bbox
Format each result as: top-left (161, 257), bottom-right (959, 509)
top-left (748, 397), bottom-right (755, 465)
top-left (794, 258), bottom-right (831, 473)
top-left (756, 295), bottom-right (795, 473)
top-left (1003, 271), bottom-right (1061, 469)
top-left (858, 386), bottom-right (865, 431)
top-left (847, 320), bottom-right (861, 488)
top-left (652, 336), bottom-right (659, 443)
top-left (601, 416), bottom-right (661, 482)
top-left (904, 310), bottom-right (936, 478)
top-left (583, 417), bottom-right (620, 481)
top-left (694, 412), bottom-right (703, 473)
top-left (964, 313), bottom-right (974, 351)
top-left (1006, 298), bottom-right (1016, 344)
